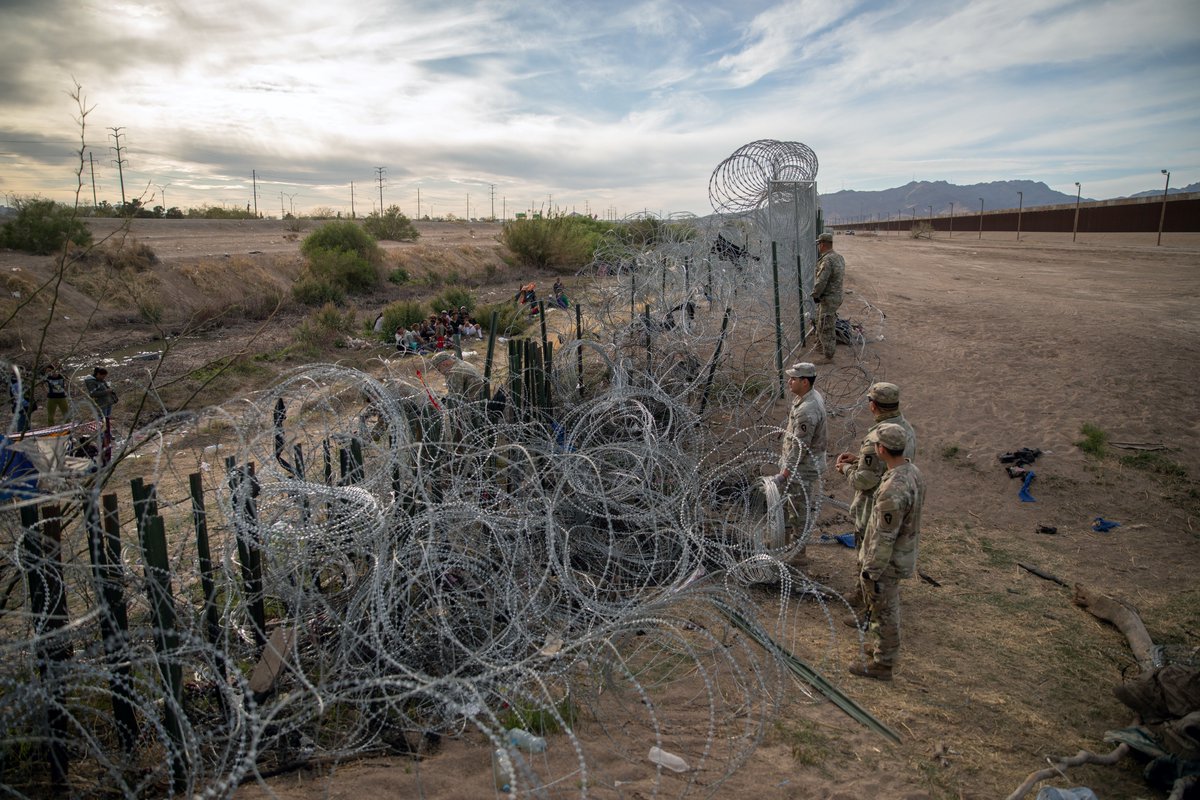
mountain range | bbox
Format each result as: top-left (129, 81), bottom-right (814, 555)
top-left (818, 180), bottom-right (1199, 224)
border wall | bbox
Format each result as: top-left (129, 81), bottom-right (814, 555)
top-left (830, 191), bottom-right (1200, 234)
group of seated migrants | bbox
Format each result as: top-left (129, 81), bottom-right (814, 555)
top-left (395, 307), bottom-right (486, 353)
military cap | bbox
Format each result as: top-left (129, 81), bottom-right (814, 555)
top-left (869, 423), bottom-right (909, 451)
top-left (868, 382), bottom-right (900, 404)
top-left (784, 361), bottom-right (817, 378)
top-left (430, 351), bottom-right (456, 368)
top-left (815, 232), bottom-right (834, 244)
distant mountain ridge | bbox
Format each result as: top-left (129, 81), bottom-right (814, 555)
top-left (818, 180), bottom-right (1199, 223)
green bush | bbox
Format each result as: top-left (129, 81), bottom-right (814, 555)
top-left (501, 215), bottom-right (602, 270)
top-left (476, 301), bottom-right (534, 337)
top-left (185, 205), bottom-right (257, 220)
top-left (301, 220), bottom-right (382, 264)
top-left (388, 267), bottom-right (410, 284)
top-left (430, 286), bottom-right (474, 314)
top-left (363, 205), bottom-right (419, 241)
top-left (380, 300), bottom-right (428, 339)
top-left (310, 247), bottom-right (380, 293)
top-left (0, 197), bottom-right (92, 255)
top-left (293, 276), bottom-right (344, 305)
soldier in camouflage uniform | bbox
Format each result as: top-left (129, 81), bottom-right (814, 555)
top-left (775, 362), bottom-right (827, 567)
top-left (431, 352), bottom-right (488, 403)
top-left (811, 232), bottom-right (844, 360)
top-left (835, 382), bottom-right (916, 547)
top-left (850, 423), bottom-right (924, 681)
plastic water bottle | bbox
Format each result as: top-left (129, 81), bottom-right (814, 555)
top-left (491, 748), bottom-right (512, 793)
top-left (647, 746), bottom-right (689, 772)
top-left (507, 728), bottom-right (547, 753)
top-left (1035, 789), bottom-right (1099, 800)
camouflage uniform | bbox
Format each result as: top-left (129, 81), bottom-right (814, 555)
top-left (445, 360), bottom-right (487, 403)
top-left (812, 247), bottom-right (845, 359)
top-left (846, 409), bottom-right (916, 541)
top-left (859, 459), bottom-right (924, 667)
top-left (779, 388), bottom-right (827, 549)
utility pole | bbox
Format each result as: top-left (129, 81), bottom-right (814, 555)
top-left (350, 181), bottom-right (356, 218)
top-left (280, 192), bottom-right (285, 218)
top-left (375, 167), bottom-right (386, 213)
top-left (417, 186), bottom-right (421, 220)
top-left (108, 127), bottom-right (127, 206)
top-left (466, 192), bottom-right (470, 220)
top-left (1157, 170), bottom-right (1170, 246)
top-left (503, 196), bottom-right (506, 222)
top-left (252, 170), bottom-right (258, 218)
top-left (1016, 191), bottom-right (1023, 241)
top-left (490, 184), bottom-right (495, 221)
top-left (1072, 182), bottom-right (1081, 243)
top-left (88, 151), bottom-right (97, 207)
top-left (949, 202), bottom-right (954, 238)
top-left (978, 198), bottom-right (984, 239)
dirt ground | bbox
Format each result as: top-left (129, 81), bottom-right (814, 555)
top-left (3, 221), bottom-right (1199, 798)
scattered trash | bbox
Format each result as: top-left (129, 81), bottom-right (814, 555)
top-left (647, 746), bottom-right (689, 772)
top-left (1036, 524), bottom-right (1058, 535)
top-left (1006, 465), bottom-right (1029, 479)
top-left (492, 748), bottom-right (513, 793)
top-left (818, 532), bottom-right (856, 548)
top-left (999, 448), bottom-right (1042, 466)
top-left (1019, 471), bottom-right (1037, 502)
top-left (1092, 517), bottom-right (1121, 532)
top-left (507, 728), bottom-right (546, 753)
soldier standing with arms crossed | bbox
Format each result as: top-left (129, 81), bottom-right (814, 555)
top-left (835, 382), bottom-right (916, 548)
top-left (849, 423), bottom-right (925, 681)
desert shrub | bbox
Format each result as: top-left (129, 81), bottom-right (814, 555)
top-left (430, 286), bottom-right (474, 314)
top-left (186, 205), bottom-right (257, 220)
top-left (380, 300), bottom-right (427, 339)
top-left (293, 276), bottom-right (344, 305)
top-left (104, 239), bottom-right (158, 271)
top-left (301, 221), bottom-right (382, 264)
top-left (477, 300), bottom-right (535, 337)
top-left (314, 302), bottom-right (357, 333)
top-left (293, 246), bottom-right (381, 305)
top-left (363, 205), bottom-right (419, 241)
top-left (501, 216), bottom-right (602, 270)
top-left (910, 222), bottom-right (933, 239)
top-left (388, 267), bottom-right (410, 284)
top-left (0, 197), bottom-right (92, 255)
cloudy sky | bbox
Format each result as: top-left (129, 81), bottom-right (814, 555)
top-left (2, 0), bottom-right (1197, 217)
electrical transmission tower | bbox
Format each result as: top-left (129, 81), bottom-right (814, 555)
top-left (375, 167), bottom-right (386, 213)
top-left (109, 127), bottom-right (128, 206)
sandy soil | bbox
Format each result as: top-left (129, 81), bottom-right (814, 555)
top-left (238, 229), bottom-right (1199, 799)
top-left (5, 222), bottom-right (1198, 798)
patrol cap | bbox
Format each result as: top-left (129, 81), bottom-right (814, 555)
top-left (868, 382), bottom-right (900, 405)
top-left (869, 423), bottom-right (908, 451)
top-left (815, 232), bottom-right (833, 244)
top-left (784, 361), bottom-right (817, 378)
top-left (431, 351), bottom-right (456, 368)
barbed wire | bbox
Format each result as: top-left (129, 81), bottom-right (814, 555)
top-left (0, 156), bottom-right (895, 799)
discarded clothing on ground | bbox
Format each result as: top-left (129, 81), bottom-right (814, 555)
top-left (999, 447), bottom-right (1042, 466)
top-left (1092, 517), bottom-right (1121, 532)
top-left (1019, 471), bottom-right (1037, 502)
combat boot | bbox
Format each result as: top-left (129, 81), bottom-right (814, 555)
top-left (848, 660), bottom-right (893, 681)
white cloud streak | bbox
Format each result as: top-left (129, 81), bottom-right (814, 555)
top-left (0, 0), bottom-right (1196, 214)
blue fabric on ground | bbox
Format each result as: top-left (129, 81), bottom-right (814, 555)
top-left (1019, 470), bottom-right (1037, 502)
top-left (0, 436), bottom-right (39, 502)
top-left (1092, 517), bottom-right (1121, 532)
